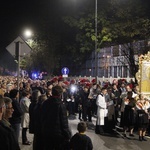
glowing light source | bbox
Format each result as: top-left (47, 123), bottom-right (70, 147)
top-left (23, 29), bottom-right (33, 39)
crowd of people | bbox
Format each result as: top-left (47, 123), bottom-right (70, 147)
top-left (0, 75), bottom-right (150, 150)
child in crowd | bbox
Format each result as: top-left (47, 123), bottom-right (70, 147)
top-left (70, 121), bottom-right (93, 150)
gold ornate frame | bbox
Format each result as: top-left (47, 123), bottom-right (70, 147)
top-left (136, 51), bottom-right (150, 99)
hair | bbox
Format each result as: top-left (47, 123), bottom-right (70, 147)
top-left (101, 87), bottom-right (106, 92)
top-left (47, 81), bottom-right (53, 88)
top-left (3, 97), bottom-right (12, 108)
top-left (22, 90), bottom-right (31, 97)
top-left (31, 90), bottom-right (41, 102)
top-left (139, 94), bottom-right (144, 100)
top-left (77, 122), bottom-right (87, 133)
top-left (9, 89), bottom-right (19, 98)
top-left (127, 91), bottom-right (133, 99)
top-left (38, 94), bottom-right (47, 104)
top-left (52, 85), bottom-right (63, 96)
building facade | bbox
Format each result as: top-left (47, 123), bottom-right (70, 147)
top-left (80, 39), bottom-right (150, 78)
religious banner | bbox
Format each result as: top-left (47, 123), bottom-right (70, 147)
top-left (136, 51), bottom-right (150, 98)
top-left (141, 61), bottom-right (150, 92)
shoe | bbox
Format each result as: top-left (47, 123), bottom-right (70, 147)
top-left (129, 134), bottom-right (134, 137)
top-left (23, 141), bottom-right (31, 145)
top-left (79, 118), bottom-right (83, 121)
top-left (99, 132), bottom-right (105, 135)
top-left (123, 133), bottom-right (126, 137)
top-left (139, 136), bottom-right (142, 141)
top-left (142, 137), bottom-right (147, 141)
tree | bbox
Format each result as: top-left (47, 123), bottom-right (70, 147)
top-left (62, 0), bottom-right (150, 77)
top-left (107, 0), bottom-right (150, 77)
top-left (21, 0), bottom-right (150, 77)
top-left (21, 31), bottom-right (61, 76)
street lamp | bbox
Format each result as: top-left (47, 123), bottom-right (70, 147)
top-left (95, 0), bottom-right (98, 83)
top-left (70, 0), bottom-right (98, 80)
top-left (23, 29), bottom-right (33, 39)
top-left (22, 29), bottom-right (33, 46)
top-left (16, 29), bottom-right (33, 91)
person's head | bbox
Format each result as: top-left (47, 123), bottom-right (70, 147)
top-left (1, 82), bottom-right (6, 89)
top-left (22, 90), bottom-right (31, 98)
top-left (3, 97), bottom-right (14, 120)
top-left (84, 86), bottom-right (89, 92)
top-left (101, 87), bottom-right (107, 95)
top-left (126, 85), bottom-right (132, 92)
top-left (77, 121), bottom-right (87, 133)
top-left (19, 82), bottom-right (24, 89)
top-left (113, 84), bottom-right (117, 90)
top-left (9, 89), bottom-right (19, 99)
top-left (127, 91), bottom-right (133, 99)
top-left (38, 94), bottom-right (47, 104)
top-left (58, 76), bottom-right (64, 86)
top-left (6, 83), bottom-right (13, 92)
top-left (107, 87), bottom-right (112, 94)
top-left (121, 83), bottom-right (125, 88)
top-left (0, 98), bottom-right (5, 120)
top-left (139, 94), bottom-right (145, 100)
top-left (52, 85), bottom-right (63, 97)
top-left (31, 90), bottom-right (41, 102)
top-left (51, 77), bottom-right (58, 86)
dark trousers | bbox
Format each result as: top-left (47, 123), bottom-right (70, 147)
top-left (115, 108), bottom-right (119, 125)
top-left (78, 109), bottom-right (82, 120)
top-left (22, 128), bottom-right (28, 143)
top-left (83, 106), bottom-right (92, 122)
top-left (43, 136), bottom-right (67, 150)
top-left (91, 99), bottom-right (97, 116)
top-left (103, 117), bottom-right (115, 133)
top-left (95, 125), bottom-right (104, 134)
top-left (120, 112), bottom-right (124, 127)
top-left (33, 134), bottom-right (43, 150)
top-left (11, 123), bottom-right (20, 141)
top-left (68, 102), bottom-right (75, 115)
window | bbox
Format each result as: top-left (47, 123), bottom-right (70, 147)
top-left (113, 45), bottom-right (119, 56)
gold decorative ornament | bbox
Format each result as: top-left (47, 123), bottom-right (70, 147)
top-left (136, 51), bottom-right (150, 99)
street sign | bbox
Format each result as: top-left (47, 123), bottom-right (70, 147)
top-left (61, 67), bottom-right (69, 75)
top-left (6, 36), bottom-right (32, 60)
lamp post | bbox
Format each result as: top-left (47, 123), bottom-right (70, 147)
top-left (16, 41), bottom-right (21, 92)
top-left (95, 0), bottom-right (98, 83)
top-left (70, 0), bottom-right (98, 80)
top-left (16, 29), bottom-right (32, 91)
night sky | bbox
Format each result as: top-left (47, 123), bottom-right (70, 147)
top-left (0, 0), bottom-right (149, 73)
top-left (0, 0), bottom-right (149, 48)
top-left (0, 0), bottom-right (92, 48)
top-left (0, 0), bottom-right (50, 46)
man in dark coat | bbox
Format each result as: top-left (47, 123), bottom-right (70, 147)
top-left (41, 85), bottom-right (71, 150)
top-left (0, 97), bottom-right (20, 150)
top-left (9, 89), bottom-right (23, 141)
top-left (0, 97), bottom-right (10, 150)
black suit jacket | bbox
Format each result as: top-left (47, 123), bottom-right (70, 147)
top-left (41, 96), bottom-right (71, 140)
top-left (0, 120), bottom-right (20, 150)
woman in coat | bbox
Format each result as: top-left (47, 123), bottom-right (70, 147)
top-left (20, 90), bottom-right (31, 145)
top-left (123, 91), bottom-right (136, 137)
top-left (136, 94), bottom-right (150, 141)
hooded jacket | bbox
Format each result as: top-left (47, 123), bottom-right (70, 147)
top-left (41, 96), bottom-right (71, 140)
